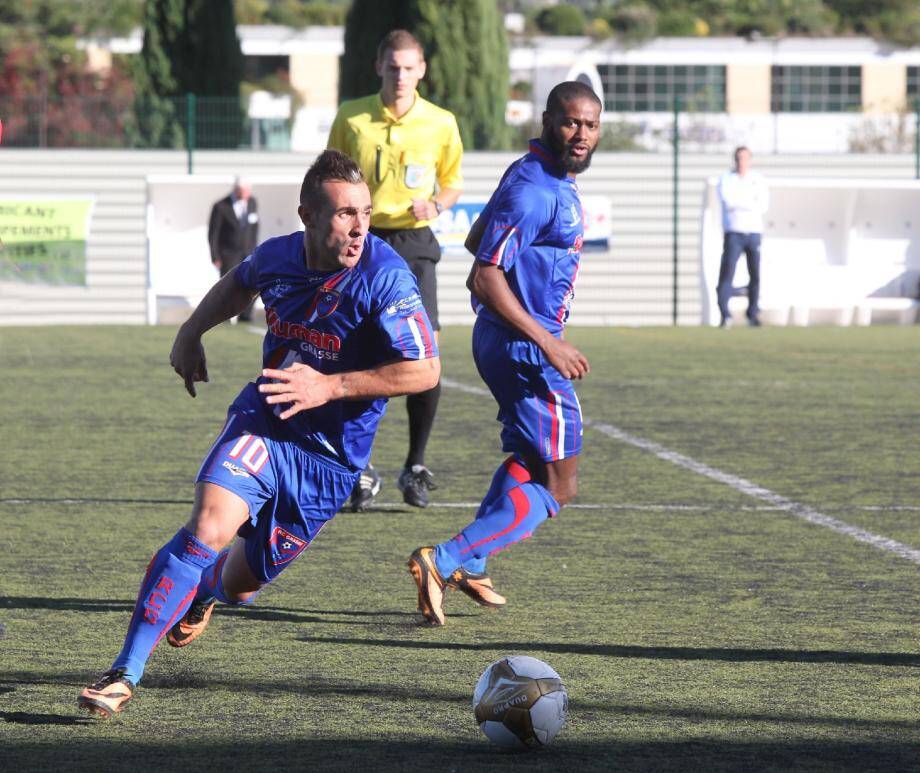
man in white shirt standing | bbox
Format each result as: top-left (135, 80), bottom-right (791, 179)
top-left (716, 146), bottom-right (769, 327)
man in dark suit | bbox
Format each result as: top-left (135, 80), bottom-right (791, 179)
top-left (208, 176), bottom-right (259, 321)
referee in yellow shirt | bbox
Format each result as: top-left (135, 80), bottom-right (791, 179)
top-left (328, 29), bottom-right (463, 511)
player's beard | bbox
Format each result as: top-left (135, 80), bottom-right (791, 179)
top-left (547, 131), bottom-right (595, 174)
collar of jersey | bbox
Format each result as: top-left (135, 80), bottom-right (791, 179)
top-left (528, 139), bottom-right (567, 179)
top-left (377, 90), bottom-right (421, 124)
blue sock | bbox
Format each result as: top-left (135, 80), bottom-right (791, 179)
top-left (463, 455), bottom-right (532, 575)
top-left (434, 481), bottom-right (558, 579)
top-left (196, 548), bottom-right (261, 606)
top-left (194, 548), bottom-right (229, 603)
top-left (111, 528), bottom-right (217, 685)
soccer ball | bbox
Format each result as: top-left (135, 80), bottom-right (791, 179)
top-left (473, 655), bottom-right (568, 749)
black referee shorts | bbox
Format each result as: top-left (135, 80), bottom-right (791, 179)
top-left (369, 226), bottom-right (441, 331)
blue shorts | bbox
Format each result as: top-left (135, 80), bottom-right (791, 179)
top-left (197, 385), bottom-right (359, 583)
top-left (472, 317), bottom-right (583, 462)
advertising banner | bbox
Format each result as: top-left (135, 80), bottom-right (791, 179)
top-left (430, 196), bottom-right (611, 254)
top-left (0, 197), bottom-right (95, 285)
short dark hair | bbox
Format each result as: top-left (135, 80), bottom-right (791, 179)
top-left (376, 29), bottom-right (424, 63)
top-left (299, 149), bottom-right (365, 211)
top-left (546, 81), bottom-right (601, 114)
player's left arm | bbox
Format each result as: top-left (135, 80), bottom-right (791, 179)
top-left (259, 356), bottom-right (440, 420)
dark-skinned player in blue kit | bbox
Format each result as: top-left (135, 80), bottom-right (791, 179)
top-left (408, 82), bottom-right (602, 626)
top-left (78, 150), bottom-right (440, 717)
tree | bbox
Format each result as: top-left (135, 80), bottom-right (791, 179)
top-left (133, 0), bottom-right (244, 148)
top-left (0, 3), bottom-right (139, 147)
top-left (339, 0), bottom-right (509, 150)
top-left (535, 6), bottom-right (587, 35)
top-left (338, 1), bottom-right (413, 102)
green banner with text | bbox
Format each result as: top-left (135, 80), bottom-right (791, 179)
top-left (0, 198), bottom-right (94, 285)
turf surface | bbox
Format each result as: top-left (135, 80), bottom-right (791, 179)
top-left (1, 323), bottom-right (918, 772)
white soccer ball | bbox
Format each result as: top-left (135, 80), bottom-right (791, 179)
top-left (473, 655), bottom-right (568, 749)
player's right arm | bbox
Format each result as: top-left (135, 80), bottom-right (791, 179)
top-left (259, 356), bottom-right (440, 420)
top-left (469, 185), bottom-right (589, 380)
top-left (170, 267), bottom-right (258, 397)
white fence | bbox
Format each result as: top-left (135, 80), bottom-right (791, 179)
top-left (1, 149), bottom-right (918, 326)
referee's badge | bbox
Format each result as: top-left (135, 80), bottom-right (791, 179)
top-left (404, 163), bottom-right (428, 189)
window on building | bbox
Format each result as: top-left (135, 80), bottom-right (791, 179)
top-left (770, 66), bottom-right (861, 112)
top-left (597, 64), bottom-right (726, 112)
top-left (908, 66), bottom-right (920, 108)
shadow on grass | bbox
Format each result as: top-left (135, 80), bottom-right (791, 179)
top-left (0, 596), bottom-right (136, 613)
top-left (2, 737), bottom-right (919, 773)
top-left (0, 711), bottom-right (93, 726)
top-left (4, 665), bottom-right (917, 733)
top-left (0, 597), bottom-right (423, 624)
top-left (297, 635), bottom-right (920, 667)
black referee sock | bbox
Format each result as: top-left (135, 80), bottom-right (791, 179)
top-left (405, 381), bottom-right (441, 469)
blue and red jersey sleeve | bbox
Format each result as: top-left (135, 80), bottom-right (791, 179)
top-left (474, 184), bottom-right (553, 272)
top-left (370, 267), bottom-right (438, 361)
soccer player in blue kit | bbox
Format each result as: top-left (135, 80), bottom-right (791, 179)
top-left (77, 150), bottom-right (440, 717)
top-left (408, 82), bottom-right (601, 626)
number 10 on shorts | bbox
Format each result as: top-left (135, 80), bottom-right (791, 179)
top-left (228, 433), bottom-right (269, 474)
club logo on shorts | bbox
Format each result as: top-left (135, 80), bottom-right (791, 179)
top-left (269, 526), bottom-right (309, 566)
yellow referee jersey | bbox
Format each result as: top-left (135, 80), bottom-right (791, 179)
top-left (327, 91), bottom-right (463, 230)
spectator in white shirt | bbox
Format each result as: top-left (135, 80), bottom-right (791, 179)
top-left (716, 146), bottom-right (769, 327)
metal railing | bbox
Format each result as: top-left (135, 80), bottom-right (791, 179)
top-left (0, 94), bottom-right (291, 166)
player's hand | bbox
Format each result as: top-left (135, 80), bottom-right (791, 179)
top-left (411, 198), bottom-right (435, 221)
top-left (259, 362), bottom-right (335, 419)
top-left (543, 337), bottom-right (590, 380)
top-left (170, 327), bottom-right (209, 397)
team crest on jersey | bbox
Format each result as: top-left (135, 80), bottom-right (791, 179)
top-left (269, 526), bottom-right (309, 566)
top-left (307, 289), bottom-right (341, 321)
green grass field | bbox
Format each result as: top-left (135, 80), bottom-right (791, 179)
top-left (1, 323), bottom-right (918, 772)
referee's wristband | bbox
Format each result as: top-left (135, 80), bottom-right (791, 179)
top-left (432, 199), bottom-right (444, 215)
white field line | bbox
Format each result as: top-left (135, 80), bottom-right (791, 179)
top-left (441, 378), bottom-right (920, 566)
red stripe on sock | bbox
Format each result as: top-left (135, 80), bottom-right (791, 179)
top-left (125, 551), bottom-right (161, 631)
top-left (504, 455), bottom-right (531, 484)
top-left (152, 586), bottom-right (199, 648)
top-left (463, 486), bottom-right (531, 554)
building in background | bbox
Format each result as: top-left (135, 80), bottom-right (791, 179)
top-left (81, 27), bottom-right (920, 154)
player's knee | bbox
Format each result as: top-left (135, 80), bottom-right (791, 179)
top-left (185, 505), bottom-right (235, 551)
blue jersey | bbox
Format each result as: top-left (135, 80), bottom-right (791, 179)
top-left (234, 231), bottom-right (438, 471)
top-left (473, 139), bottom-right (584, 336)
